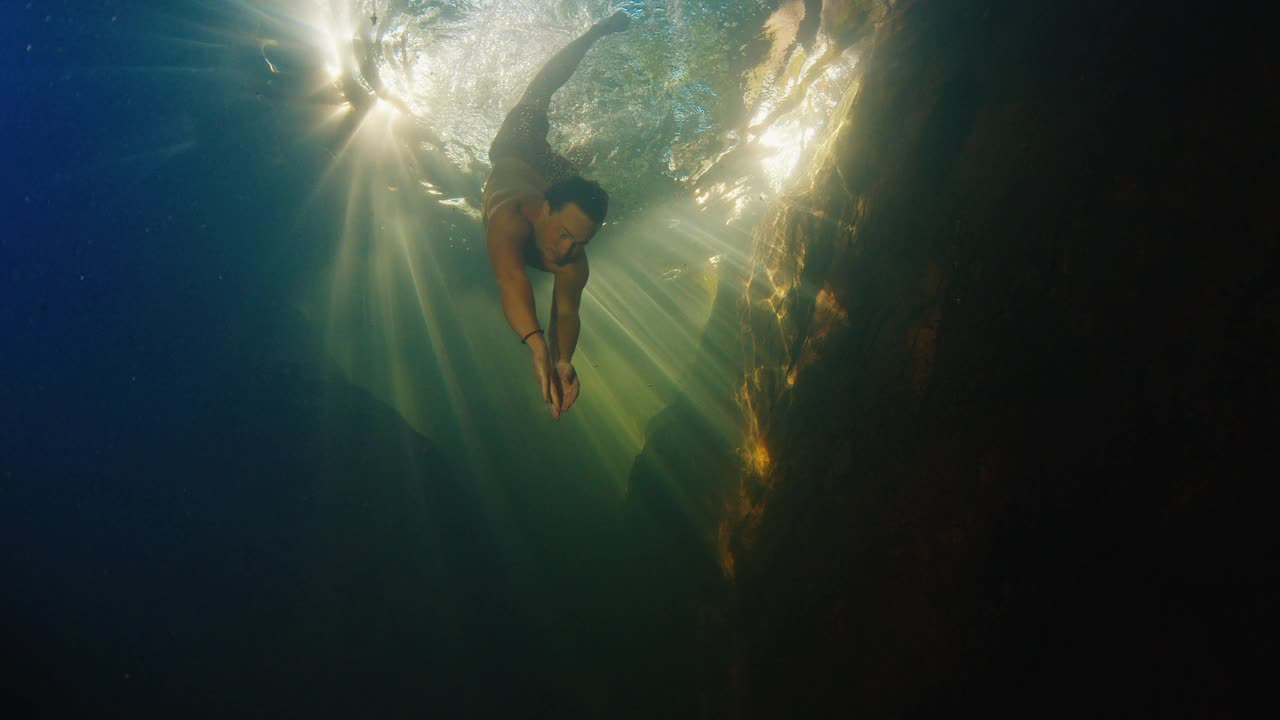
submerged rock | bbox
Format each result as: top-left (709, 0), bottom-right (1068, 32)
top-left (723, 0), bottom-right (1277, 715)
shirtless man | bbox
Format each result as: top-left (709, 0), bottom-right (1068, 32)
top-left (483, 11), bottom-right (630, 419)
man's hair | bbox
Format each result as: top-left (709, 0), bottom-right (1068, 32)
top-left (545, 175), bottom-right (608, 225)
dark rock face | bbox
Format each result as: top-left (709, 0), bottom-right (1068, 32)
top-left (729, 0), bottom-right (1276, 716)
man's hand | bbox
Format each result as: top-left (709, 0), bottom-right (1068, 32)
top-left (553, 361), bottom-right (580, 415)
top-left (529, 336), bottom-right (563, 419)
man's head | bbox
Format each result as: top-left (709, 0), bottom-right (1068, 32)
top-left (534, 176), bottom-right (608, 264)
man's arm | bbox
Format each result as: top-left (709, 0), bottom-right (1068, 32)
top-left (486, 208), bottom-right (562, 415)
top-left (485, 209), bottom-right (540, 339)
top-left (548, 256), bottom-right (588, 414)
top-left (549, 256), bottom-right (588, 363)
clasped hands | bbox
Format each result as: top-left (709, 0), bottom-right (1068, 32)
top-left (529, 339), bottom-right (580, 420)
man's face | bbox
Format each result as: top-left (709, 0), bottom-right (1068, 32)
top-left (536, 201), bottom-right (599, 264)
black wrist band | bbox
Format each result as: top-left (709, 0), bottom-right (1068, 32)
top-left (521, 328), bottom-right (544, 344)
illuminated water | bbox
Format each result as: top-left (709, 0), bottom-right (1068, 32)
top-left (2, 0), bottom-right (876, 714)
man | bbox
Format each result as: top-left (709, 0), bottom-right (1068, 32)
top-left (483, 11), bottom-right (630, 419)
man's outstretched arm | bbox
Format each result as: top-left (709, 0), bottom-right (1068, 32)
top-left (547, 257), bottom-right (589, 414)
top-left (486, 210), bottom-right (563, 416)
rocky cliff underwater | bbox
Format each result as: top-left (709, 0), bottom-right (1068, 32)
top-left (633, 0), bottom-right (1275, 715)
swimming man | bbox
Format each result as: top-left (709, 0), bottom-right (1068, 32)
top-left (483, 11), bottom-right (630, 419)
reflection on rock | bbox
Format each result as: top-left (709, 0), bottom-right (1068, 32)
top-left (722, 0), bottom-right (1276, 715)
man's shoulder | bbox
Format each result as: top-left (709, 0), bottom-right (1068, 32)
top-left (486, 203), bottom-right (532, 240)
top-left (486, 159), bottom-right (546, 198)
top-left (484, 169), bottom-right (543, 225)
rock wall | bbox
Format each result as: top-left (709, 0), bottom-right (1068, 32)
top-left (729, 0), bottom-right (1276, 715)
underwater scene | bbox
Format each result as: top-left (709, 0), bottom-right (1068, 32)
top-left (3, 0), bottom-right (1274, 717)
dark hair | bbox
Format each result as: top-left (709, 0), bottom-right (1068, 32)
top-left (545, 175), bottom-right (608, 225)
